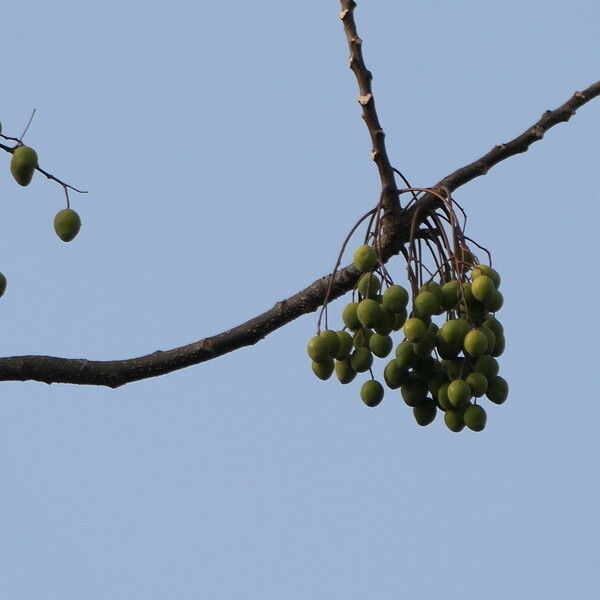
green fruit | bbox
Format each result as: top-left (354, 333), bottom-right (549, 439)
top-left (335, 359), bottom-right (356, 384)
top-left (320, 329), bottom-right (340, 357)
top-left (356, 299), bottom-right (383, 328)
top-left (383, 360), bottom-right (408, 389)
top-left (361, 379), bottom-right (384, 407)
top-left (439, 319), bottom-right (465, 346)
top-left (420, 281), bottom-right (444, 306)
top-left (463, 329), bottom-right (488, 357)
top-left (412, 329), bottom-right (436, 357)
top-left (0, 272), bottom-right (6, 298)
top-left (441, 280), bottom-right (461, 310)
top-left (353, 328), bottom-right (373, 348)
top-left (369, 333), bottom-right (393, 358)
top-left (374, 309), bottom-right (396, 335)
top-left (395, 340), bottom-right (418, 369)
top-left (472, 265), bottom-right (501, 288)
top-left (483, 316), bottom-right (504, 338)
top-left (413, 356), bottom-right (438, 379)
top-left (447, 379), bottom-right (473, 408)
top-left (486, 290), bottom-right (504, 312)
top-left (350, 347), bottom-right (373, 373)
top-left (479, 326), bottom-right (496, 355)
top-left (471, 275), bottom-right (496, 303)
top-left (464, 404), bottom-right (487, 432)
top-left (491, 334), bottom-right (505, 357)
top-left (357, 272), bottom-right (381, 299)
top-left (465, 372), bottom-right (488, 397)
top-left (307, 335), bottom-right (330, 362)
top-left (401, 374), bottom-right (428, 407)
top-left (392, 309), bottom-right (407, 330)
top-left (437, 383), bottom-right (452, 411)
top-left (436, 334), bottom-right (460, 360)
top-left (353, 245), bottom-right (377, 273)
top-left (486, 376), bottom-right (509, 404)
top-left (334, 331), bottom-right (354, 360)
top-left (427, 371), bottom-right (449, 397)
top-left (54, 208), bottom-right (81, 242)
top-left (474, 355), bottom-right (499, 380)
top-left (342, 302), bottom-right (361, 331)
top-left (444, 409), bottom-right (465, 432)
top-left (414, 291), bottom-right (440, 317)
top-left (442, 358), bottom-right (472, 381)
top-left (403, 318), bottom-right (427, 343)
top-left (382, 285), bottom-right (409, 313)
top-left (413, 397), bottom-right (437, 426)
top-left (10, 145), bottom-right (38, 186)
top-left (311, 358), bottom-right (334, 380)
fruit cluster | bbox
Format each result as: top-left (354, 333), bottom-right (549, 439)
top-left (307, 244), bottom-right (508, 432)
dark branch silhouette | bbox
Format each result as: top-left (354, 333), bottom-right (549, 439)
top-left (0, 2), bottom-right (598, 388)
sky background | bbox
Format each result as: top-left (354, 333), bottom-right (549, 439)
top-left (1, 1), bottom-right (599, 598)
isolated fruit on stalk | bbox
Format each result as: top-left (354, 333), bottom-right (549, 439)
top-left (11, 145), bottom-right (38, 186)
top-left (54, 209), bottom-right (81, 242)
top-left (353, 245), bottom-right (377, 273)
top-left (361, 379), bottom-right (384, 407)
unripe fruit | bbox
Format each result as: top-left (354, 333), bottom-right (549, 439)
top-left (437, 383), bottom-right (452, 411)
top-left (463, 329), bottom-right (488, 357)
top-left (356, 299), bottom-right (383, 328)
top-left (392, 309), bottom-right (407, 330)
top-left (335, 359), bottom-right (356, 384)
top-left (54, 208), bottom-right (81, 242)
top-left (414, 291), bottom-right (439, 317)
top-left (350, 347), bottom-right (373, 373)
top-left (436, 334), bottom-right (460, 360)
top-left (357, 272), bottom-right (381, 299)
top-left (353, 328), bottom-right (373, 349)
top-left (342, 302), bottom-right (361, 331)
top-left (383, 359), bottom-right (408, 389)
top-left (401, 375), bottom-right (428, 407)
top-left (464, 404), bottom-right (487, 432)
top-left (441, 280), bottom-right (461, 310)
top-left (472, 264), bottom-right (501, 288)
top-left (427, 372), bottom-right (449, 397)
top-left (361, 379), bottom-right (384, 407)
top-left (486, 290), bottom-right (504, 312)
top-left (479, 326), bottom-right (496, 355)
top-left (374, 309), bottom-right (396, 335)
top-left (0, 272), bottom-right (6, 297)
top-left (311, 358), bottom-right (334, 380)
top-left (486, 376), bottom-right (509, 404)
top-left (465, 372), bottom-right (488, 397)
top-left (369, 333), bottom-right (393, 358)
top-left (483, 316), bottom-right (504, 338)
top-left (440, 319), bottom-right (465, 346)
top-left (444, 409), bottom-right (465, 432)
top-left (11, 145), bottom-right (38, 186)
top-left (412, 329), bottom-right (436, 357)
top-left (335, 331), bottom-right (354, 360)
top-left (474, 355), bottom-right (499, 380)
top-left (382, 285), bottom-right (409, 313)
top-left (413, 356), bottom-right (438, 379)
top-left (319, 329), bottom-right (340, 358)
top-left (471, 275), bottom-right (496, 303)
top-left (442, 358), bottom-right (472, 381)
top-left (395, 340), bottom-right (418, 369)
top-left (447, 379), bottom-right (473, 408)
top-left (420, 281), bottom-right (444, 305)
top-left (413, 397), bottom-right (437, 426)
top-left (491, 334), bottom-right (505, 357)
top-left (307, 336), bottom-right (330, 363)
top-left (353, 245), bottom-right (377, 273)
top-left (403, 317), bottom-right (427, 343)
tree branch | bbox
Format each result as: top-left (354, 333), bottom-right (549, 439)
top-left (0, 5), bottom-right (598, 388)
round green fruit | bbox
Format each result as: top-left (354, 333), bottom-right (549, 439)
top-left (483, 316), bottom-right (504, 338)
top-left (486, 376), bottom-right (509, 404)
top-left (342, 302), bottom-right (361, 331)
top-left (491, 334), bottom-right (505, 357)
top-left (439, 319), bottom-right (465, 346)
top-left (0, 272), bottom-right (6, 298)
top-left (447, 379), bottom-right (473, 408)
top-left (350, 347), bottom-right (373, 373)
top-left (374, 309), bottom-right (396, 335)
top-left (357, 272), bottom-right (381, 299)
top-left (392, 309), bottom-right (407, 330)
top-left (307, 335), bottom-right (330, 363)
top-left (427, 371), bottom-right (449, 397)
top-left (414, 291), bottom-right (440, 317)
top-left (403, 318), bottom-right (427, 343)
top-left (472, 264), bottom-right (501, 288)
top-left (356, 299), bottom-right (383, 328)
top-left (444, 409), bottom-right (465, 432)
top-left (437, 383), bottom-right (452, 411)
top-left (474, 355), bottom-right (499, 380)
top-left (382, 285), bottom-right (409, 313)
top-left (465, 372), bottom-right (488, 397)
top-left (369, 333), bottom-right (393, 358)
top-left (442, 358), bottom-right (472, 381)
top-left (54, 208), bottom-right (81, 242)
top-left (11, 145), bottom-right (38, 186)
top-left (384, 360), bottom-right (408, 389)
top-left (395, 340), bottom-right (418, 369)
top-left (464, 404), bottom-right (487, 432)
top-left (401, 374), bottom-right (428, 407)
top-left (463, 329), bottom-right (488, 357)
top-left (335, 359), bottom-right (356, 384)
top-left (441, 280), bottom-right (461, 310)
top-left (353, 245), bottom-right (377, 273)
top-left (471, 275), bottom-right (496, 303)
top-left (361, 379), bottom-right (384, 407)
top-left (334, 331), bottom-right (354, 360)
top-left (413, 397), bottom-right (437, 426)
top-left (412, 329), bottom-right (437, 357)
top-left (319, 329), bottom-right (340, 358)
top-left (311, 358), bottom-right (334, 380)
top-left (353, 328), bottom-right (373, 349)
top-left (486, 290), bottom-right (504, 312)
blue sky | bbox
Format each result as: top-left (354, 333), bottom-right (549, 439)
top-left (1, 1), bottom-right (599, 598)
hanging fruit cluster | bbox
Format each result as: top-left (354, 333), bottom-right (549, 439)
top-left (0, 116), bottom-right (86, 297)
top-left (307, 188), bottom-right (508, 432)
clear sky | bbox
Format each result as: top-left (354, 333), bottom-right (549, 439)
top-left (1, 1), bottom-right (599, 598)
